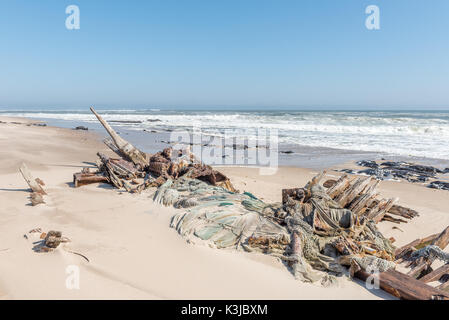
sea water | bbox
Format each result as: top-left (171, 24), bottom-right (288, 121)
top-left (2, 108), bottom-right (449, 169)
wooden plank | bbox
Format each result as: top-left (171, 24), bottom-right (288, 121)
top-left (327, 174), bottom-right (351, 199)
top-left (395, 232), bottom-right (441, 260)
top-left (433, 226), bottom-right (449, 249)
top-left (19, 163), bottom-right (46, 195)
top-left (90, 107), bottom-right (148, 168)
top-left (372, 198), bottom-right (398, 223)
top-left (73, 172), bottom-right (109, 187)
top-left (381, 214), bottom-right (408, 224)
top-left (419, 264), bottom-right (449, 283)
top-left (30, 192), bottom-right (45, 206)
top-left (388, 204), bottom-right (419, 219)
top-left (103, 138), bottom-right (124, 157)
top-left (437, 280), bottom-right (449, 291)
top-left (335, 177), bottom-right (372, 208)
top-left (354, 269), bottom-right (449, 300)
top-left (409, 226), bottom-right (449, 278)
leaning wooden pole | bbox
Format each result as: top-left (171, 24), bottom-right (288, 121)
top-left (19, 163), bottom-right (46, 195)
top-left (19, 163), bottom-right (46, 206)
top-left (90, 107), bottom-right (148, 169)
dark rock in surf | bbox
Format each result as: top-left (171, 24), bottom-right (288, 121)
top-left (428, 181), bottom-right (449, 191)
top-left (342, 160), bottom-right (448, 188)
top-left (356, 160), bottom-right (378, 168)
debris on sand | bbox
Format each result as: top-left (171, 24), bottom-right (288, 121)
top-left (163, 171), bottom-right (448, 298)
top-left (73, 107), bottom-right (236, 193)
top-left (69, 107), bottom-right (447, 299)
top-left (19, 163), bottom-right (47, 206)
top-left (25, 229), bottom-right (70, 252)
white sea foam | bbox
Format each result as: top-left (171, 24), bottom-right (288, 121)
top-left (2, 110), bottom-right (449, 160)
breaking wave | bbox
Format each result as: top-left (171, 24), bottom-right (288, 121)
top-left (2, 109), bottom-right (449, 160)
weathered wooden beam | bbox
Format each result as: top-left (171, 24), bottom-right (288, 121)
top-left (326, 173), bottom-right (352, 199)
top-left (90, 107), bottom-right (148, 169)
top-left (395, 232), bottom-right (440, 260)
top-left (19, 163), bottom-right (46, 195)
top-left (30, 192), bottom-right (45, 206)
top-left (433, 226), bottom-right (449, 249)
top-left (371, 198), bottom-right (398, 223)
top-left (437, 279), bottom-right (449, 291)
top-left (408, 226), bottom-right (449, 278)
top-left (419, 264), bottom-right (449, 283)
top-left (336, 176), bottom-right (373, 208)
top-left (103, 137), bottom-right (124, 158)
top-left (97, 152), bottom-right (139, 179)
top-left (388, 204), bottom-right (419, 219)
top-left (354, 269), bottom-right (449, 300)
top-left (348, 179), bottom-right (379, 215)
top-left (381, 214), bottom-right (408, 224)
top-left (73, 172), bottom-right (109, 187)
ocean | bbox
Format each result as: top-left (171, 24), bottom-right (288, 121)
top-left (2, 108), bottom-right (449, 169)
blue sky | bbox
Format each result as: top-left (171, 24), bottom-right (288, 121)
top-left (0, 0), bottom-right (448, 109)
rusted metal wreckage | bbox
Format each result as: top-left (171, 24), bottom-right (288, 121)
top-left (67, 107), bottom-right (449, 300)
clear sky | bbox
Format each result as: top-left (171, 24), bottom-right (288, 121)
top-left (1, 0), bottom-right (448, 109)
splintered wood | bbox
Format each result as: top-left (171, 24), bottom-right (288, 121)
top-left (280, 172), bottom-right (449, 299)
top-left (72, 107), bottom-right (237, 193)
top-left (355, 269), bottom-right (449, 300)
top-left (392, 226), bottom-right (449, 297)
top-left (407, 226), bottom-right (449, 278)
top-left (317, 174), bottom-right (417, 224)
top-left (19, 163), bottom-right (46, 206)
top-left (90, 107), bottom-right (148, 169)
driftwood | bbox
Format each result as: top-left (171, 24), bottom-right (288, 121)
top-left (381, 215), bottom-right (409, 224)
top-left (97, 152), bottom-right (140, 179)
top-left (354, 269), bottom-right (449, 300)
top-left (437, 279), bottom-right (449, 291)
top-left (80, 108), bottom-right (237, 193)
top-left (317, 175), bottom-right (412, 225)
top-left (395, 233), bottom-right (440, 260)
top-left (30, 192), bottom-right (45, 206)
top-left (103, 137), bottom-right (124, 157)
top-left (30, 230), bottom-right (70, 252)
top-left (419, 264), bottom-right (449, 283)
top-left (408, 226), bottom-right (449, 278)
top-left (90, 107), bottom-right (149, 169)
top-left (19, 163), bottom-right (46, 195)
top-left (19, 163), bottom-right (47, 206)
top-left (387, 204), bottom-right (419, 220)
top-left (73, 172), bottom-right (109, 187)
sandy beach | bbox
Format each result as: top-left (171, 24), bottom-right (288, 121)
top-left (1, 117), bottom-right (448, 300)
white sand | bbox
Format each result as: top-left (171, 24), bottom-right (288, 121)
top-left (0, 117), bottom-right (447, 299)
